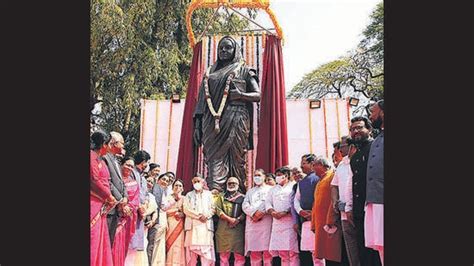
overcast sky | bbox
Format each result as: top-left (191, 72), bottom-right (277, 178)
top-left (255, 0), bottom-right (381, 93)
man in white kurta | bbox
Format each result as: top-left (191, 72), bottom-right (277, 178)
top-left (266, 167), bottom-right (299, 266)
top-left (242, 169), bottom-right (273, 266)
top-left (183, 176), bottom-right (215, 266)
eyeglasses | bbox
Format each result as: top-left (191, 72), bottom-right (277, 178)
top-left (227, 182), bottom-right (238, 185)
top-left (350, 125), bottom-right (365, 132)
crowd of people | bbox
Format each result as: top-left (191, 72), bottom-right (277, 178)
top-left (90, 100), bottom-right (384, 266)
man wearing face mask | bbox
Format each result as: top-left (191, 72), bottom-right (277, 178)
top-left (365, 100), bottom-right (384, 265)
top-left (266, 166), bottom-right (300, 266)
top-left (242, 169), bottom-right (273, 266)
top-left (294, 154), bottom-right (324, 266)
top-left (349, 117), bottom-right (381, 266)
top-left (214, 177), bottom-right (246, 266)
top-left (183, 175), bottom-right (216, 266)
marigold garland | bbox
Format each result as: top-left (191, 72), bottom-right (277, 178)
top-left (186, 0), bottom-right (283, 47)
top-left (203, 61), bottom-right (244, 133)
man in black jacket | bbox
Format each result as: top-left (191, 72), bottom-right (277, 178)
top-left (349, 117), bottom-right (381, 266)
top-left (103, 131), bottom-right (129, 245)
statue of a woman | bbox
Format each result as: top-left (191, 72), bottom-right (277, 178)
top-left (193, 36), bottom-right (261, 193)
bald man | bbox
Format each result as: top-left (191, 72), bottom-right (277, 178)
top-left (103, 131), bottom-right (129, 245)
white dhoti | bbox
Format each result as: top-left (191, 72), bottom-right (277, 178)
top-left (184, 220), bottom-right (215, 264)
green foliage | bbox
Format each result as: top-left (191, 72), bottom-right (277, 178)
top-left (90, 0), bottom-right (254, 156)
top-left (288, 1), bottom-right (384, 113)
top-left (360, 1), bottom-right (383, 65)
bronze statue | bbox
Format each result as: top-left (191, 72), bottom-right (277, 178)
top-left (193, 36), bottom-right (261, 193)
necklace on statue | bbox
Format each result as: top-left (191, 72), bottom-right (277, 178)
top-left (203, 61), bottom-right (243, 134)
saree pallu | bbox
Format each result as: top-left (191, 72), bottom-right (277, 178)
top-left (91, 193), bottom-right (113, 266)
top-left (165, 211), bottom-right (186, 265)
top-left (112, 179), bottom-right (139, 266)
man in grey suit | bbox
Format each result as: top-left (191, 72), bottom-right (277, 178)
top-left (103, 131), bottom-right (130, 245)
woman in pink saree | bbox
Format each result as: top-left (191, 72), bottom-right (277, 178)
top-left (112, 157), bottom-right (140, 266)
top-left (90, 130), bottom-right (117, 266)
top-left (163, 179), bottom-right (186, 265)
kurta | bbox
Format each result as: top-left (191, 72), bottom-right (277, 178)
top-left (215, 192), bottom-right (246, 255)
top-left (265, 181), bottom-right (299, 253)
top-left (183, 190), bottom-right (215, 263)
top-left (294, 173), bottom-right (320, 251)
top-left (163, 195), bottom-right (186, 266)
top-left (311, 170), bottom-right (342, 262)
top-left (242, 185), bottom-right (273, 255)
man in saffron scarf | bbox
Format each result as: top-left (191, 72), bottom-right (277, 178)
top-left (311, 156), bottom-right (343, 265)
top-left (90, 130), bottom-right (117, 266)
top-left (112, 157), bottom-right (140, 266)
top-left (193, 35), bottom-right (261, 193)
top-left (162, 179), bottom-right (186, 265)
top-left (215, 177), bottom-right (246, 266)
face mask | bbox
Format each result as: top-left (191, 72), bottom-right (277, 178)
top-left (253, 176), bottom-right (264, 185)
top-left (227, 186), bottom-right (238, 192)
top-left (193, 182), bottom-right (203, 191)
top-left (275, 175), bottom-right (285, 185)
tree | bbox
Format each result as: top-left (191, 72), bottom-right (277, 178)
top-left (90, 0), bottom-right (254, 155)
top-left (288, 1), bottom-right (383, 115)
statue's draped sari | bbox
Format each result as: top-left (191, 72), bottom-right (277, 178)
top-left (194, 37), bottom-right (257, 192)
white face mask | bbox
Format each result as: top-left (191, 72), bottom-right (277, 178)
top-left (253, 176), bottom-right (264, 186)
top-left (193, 182), bottom-right (203, 191)
top-left (275, 175), bottom-right (286, 185)
top-left (227, 186), bottom-right (238, 192)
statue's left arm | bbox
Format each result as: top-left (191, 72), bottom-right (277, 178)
top-left (230, 69), bottom-right (261, 102)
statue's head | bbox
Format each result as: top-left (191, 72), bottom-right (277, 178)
top-left (217, 36), bottom-right (241, 63)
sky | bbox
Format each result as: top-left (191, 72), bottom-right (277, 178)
top-left (254, 0), bottom-right (381, 93)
